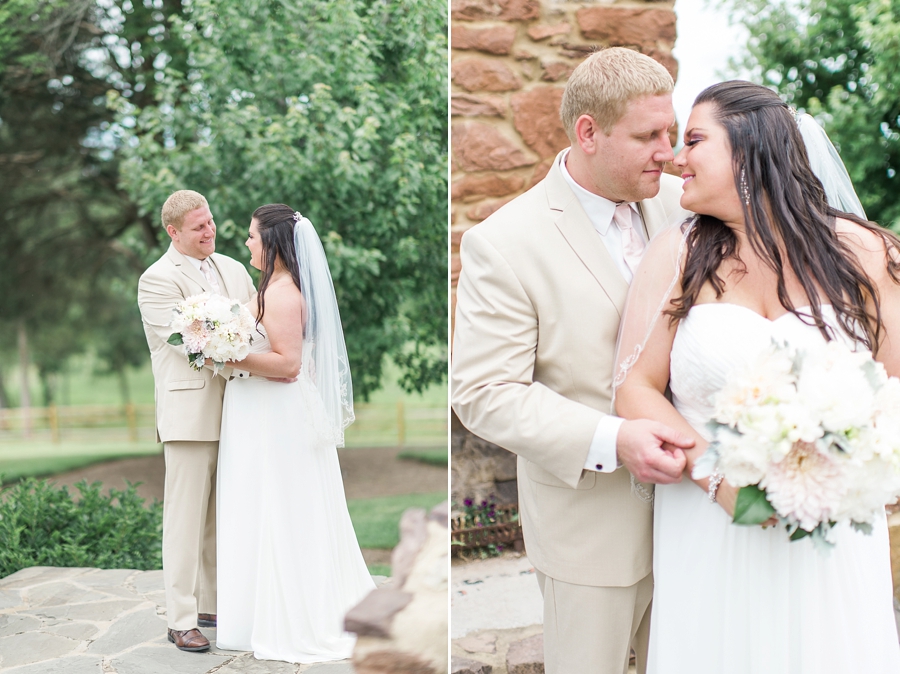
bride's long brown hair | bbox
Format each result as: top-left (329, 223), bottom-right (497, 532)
top-left (252, 203), bottom-right (303, 327)
top-left (668, 81), bottom-right (900, 351)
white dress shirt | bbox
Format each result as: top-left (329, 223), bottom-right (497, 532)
top-left (558, 150), bottom-right (648, 474)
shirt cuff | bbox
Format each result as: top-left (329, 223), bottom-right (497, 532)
top-left (231, 369), bottom-right (251, 380)
top-left (584, 415), bottom-right (624, 473)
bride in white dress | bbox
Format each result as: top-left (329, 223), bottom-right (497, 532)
top-left (615, 81), bottom-right (900, 672)
top-left (215, 204), bottom-right (375, 663)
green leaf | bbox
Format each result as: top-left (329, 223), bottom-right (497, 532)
top-left (790, 527), bottom-right (812, 541)
top-left (732, 485), bottom-right (776, 525)
top-left (167, 332), bottom-right (183, 346)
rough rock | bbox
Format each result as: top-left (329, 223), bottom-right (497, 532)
top-left (452, 655), bottom-right (493, 674)
top-left (511, 87), bottom-right (568, 159)
top-left (457, 632), bottom-right (498, 654)
top-left (506, 633), bottom-right (544, 674)
top-left (348, 502), bottom-right (449, 674)
top-left (343, 589), bottom-right (414, 639)
top-left (452, 25), bottom-right (518, 55)
top-left (392, 508), bottom-right (430, 587)
top-left (540, 61), bottom-right (573, 82)
top-left (527, 159), bottom-right (554, 188)
top-left (451, 428), bottom-right (519, 504)
top-left (576, 7), bottom-right (677, 47)
top-left (452, 174), bottom-right (525, 202)
top-left (451, 94), bottom-right (507, 118)
top-left (452, 58), bottom-right (522, 92)
top-left (528, 23), bottom-right (571, 41)
top-left (451, 0), bottom-right (541, 22)
top-left (465, 197), bottom-right (516, 223)
top-left (643, 46), bottom-right (679, 79)
top-left (452, 123), bottom-right (535, 172)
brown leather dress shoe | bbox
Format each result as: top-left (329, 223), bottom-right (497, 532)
top-left (167, 628), bottom-right (210, 652)
top-left (198, 613), bottom-right (217, 628)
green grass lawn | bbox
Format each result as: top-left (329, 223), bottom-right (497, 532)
top-left (0, 441), bottom-right (162, 484)
top-left (348, 491), bottom-right (447, 549)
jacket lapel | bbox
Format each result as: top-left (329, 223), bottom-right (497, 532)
top-left (637, 195), bottom-right (669, 239)
top-left (165, 244), bottom-right (212, 295)
top-left (546, 153), bottom-right (629, 314)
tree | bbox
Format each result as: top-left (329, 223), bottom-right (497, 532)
top-left (108, 0), bottom-right (448, 398)
top-left (0, 0), bottom-right (195, 404)
top-left (724, 0), bottom-right (900, 229)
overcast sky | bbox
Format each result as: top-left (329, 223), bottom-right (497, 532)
top-left (672, 0), bottom-right (750, 148)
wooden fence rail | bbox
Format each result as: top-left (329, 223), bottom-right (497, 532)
top-left (0, 402), bottom-right (448, 447)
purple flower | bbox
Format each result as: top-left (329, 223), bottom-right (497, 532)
top-left (464, 498), bottom-right (473, 507)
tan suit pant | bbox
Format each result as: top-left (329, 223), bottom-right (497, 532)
top-left (162, 440), bottom-right (217, 630)
top-left (536, 570), bottom-right (653, 674)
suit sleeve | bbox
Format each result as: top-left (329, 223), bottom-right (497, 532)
top-left (451, 229), bottom-right (606, 488)
top-left (137, 270), bottom-right (183, 347)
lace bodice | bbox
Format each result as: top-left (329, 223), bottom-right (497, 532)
top-left (670, 304), bottom-right (852, 441)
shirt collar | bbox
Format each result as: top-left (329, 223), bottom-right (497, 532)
top-left (184, 255), bottom-right (206, 271)
top-left (558, 149), bottom-right (638, 235)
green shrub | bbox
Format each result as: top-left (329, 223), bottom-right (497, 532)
top-left (0, 478), bottom-right (162, 578)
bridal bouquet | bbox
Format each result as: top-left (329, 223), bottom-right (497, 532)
top-left (693, 338), bottom-right (900, 547)
top-left (168, 293), bottom-right (255, 376)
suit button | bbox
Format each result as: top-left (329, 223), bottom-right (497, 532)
top-left (596, 464), bottom-right (603, 470)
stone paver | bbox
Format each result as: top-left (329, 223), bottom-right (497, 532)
top-left (3, 655), bottom-right (104, 674)
top-left (0, 567), bottom-right (387, 673)
top-left (451, 554), bottom-right (542, 639)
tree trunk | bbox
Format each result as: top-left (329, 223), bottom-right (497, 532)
top-left (0, 360), bottom-right (10, 408)
top-left (117, 365), bottom-right (131, 406)
top-left (39, 368), bottom-right (54, 406)
top-left (17, 320), bottom-right (31, 437)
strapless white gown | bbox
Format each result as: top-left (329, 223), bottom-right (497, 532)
top-left (650, 303), bottom-right (900, 673)
top-left (215, 328), bottom-right (375, 663)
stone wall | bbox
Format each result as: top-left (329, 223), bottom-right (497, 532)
top-left (450, 0), bottom-right (679, 505)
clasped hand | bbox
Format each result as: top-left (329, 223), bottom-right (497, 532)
top-left (616, 419), bottom-right (694, 484)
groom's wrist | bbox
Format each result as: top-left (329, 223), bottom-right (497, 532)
top-left (584, 416), bottom-right (623, 473)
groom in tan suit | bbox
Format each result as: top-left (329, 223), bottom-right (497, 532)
top-left (138, 190), bottom-right (255, 652)
top-left (452, 49), bottom-right (693, 674)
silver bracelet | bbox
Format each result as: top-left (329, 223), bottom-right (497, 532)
top-left (708, 471), bottom-right (724, 504)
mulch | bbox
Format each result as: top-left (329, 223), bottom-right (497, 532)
top-left (42, 446), bottom-right (447, 568)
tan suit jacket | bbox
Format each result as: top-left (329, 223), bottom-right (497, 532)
top-left (452, 151), bottom-right (688, 587)
top-left (138, 244), bottom-right (255, 443)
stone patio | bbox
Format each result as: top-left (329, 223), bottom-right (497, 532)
top-left (0, 566), bottom-right (386, 673)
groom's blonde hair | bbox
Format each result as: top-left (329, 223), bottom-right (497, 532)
top-left (161, 190), bottom-right (209, 231)
top-left (560, 47), bottom-right (674, 141)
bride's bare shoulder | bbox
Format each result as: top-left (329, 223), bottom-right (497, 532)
top-left (261, 281), bottom-right (304, 319)
top-left (835, 217), bottom-right (899, 278)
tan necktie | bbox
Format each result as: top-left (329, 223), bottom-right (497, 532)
top-left (613, 203), bottom-right (645, 276)
top-left (199, 258), bottom-right (221, 294)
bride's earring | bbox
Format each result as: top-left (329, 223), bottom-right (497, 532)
top-left (740, 167), bottom-right (750, 205)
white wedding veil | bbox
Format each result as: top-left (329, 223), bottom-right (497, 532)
top-left (293, 213), bottom-right (355, 448)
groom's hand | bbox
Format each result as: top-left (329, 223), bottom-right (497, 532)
top-left (616, 420), bottom-right (692, 484)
